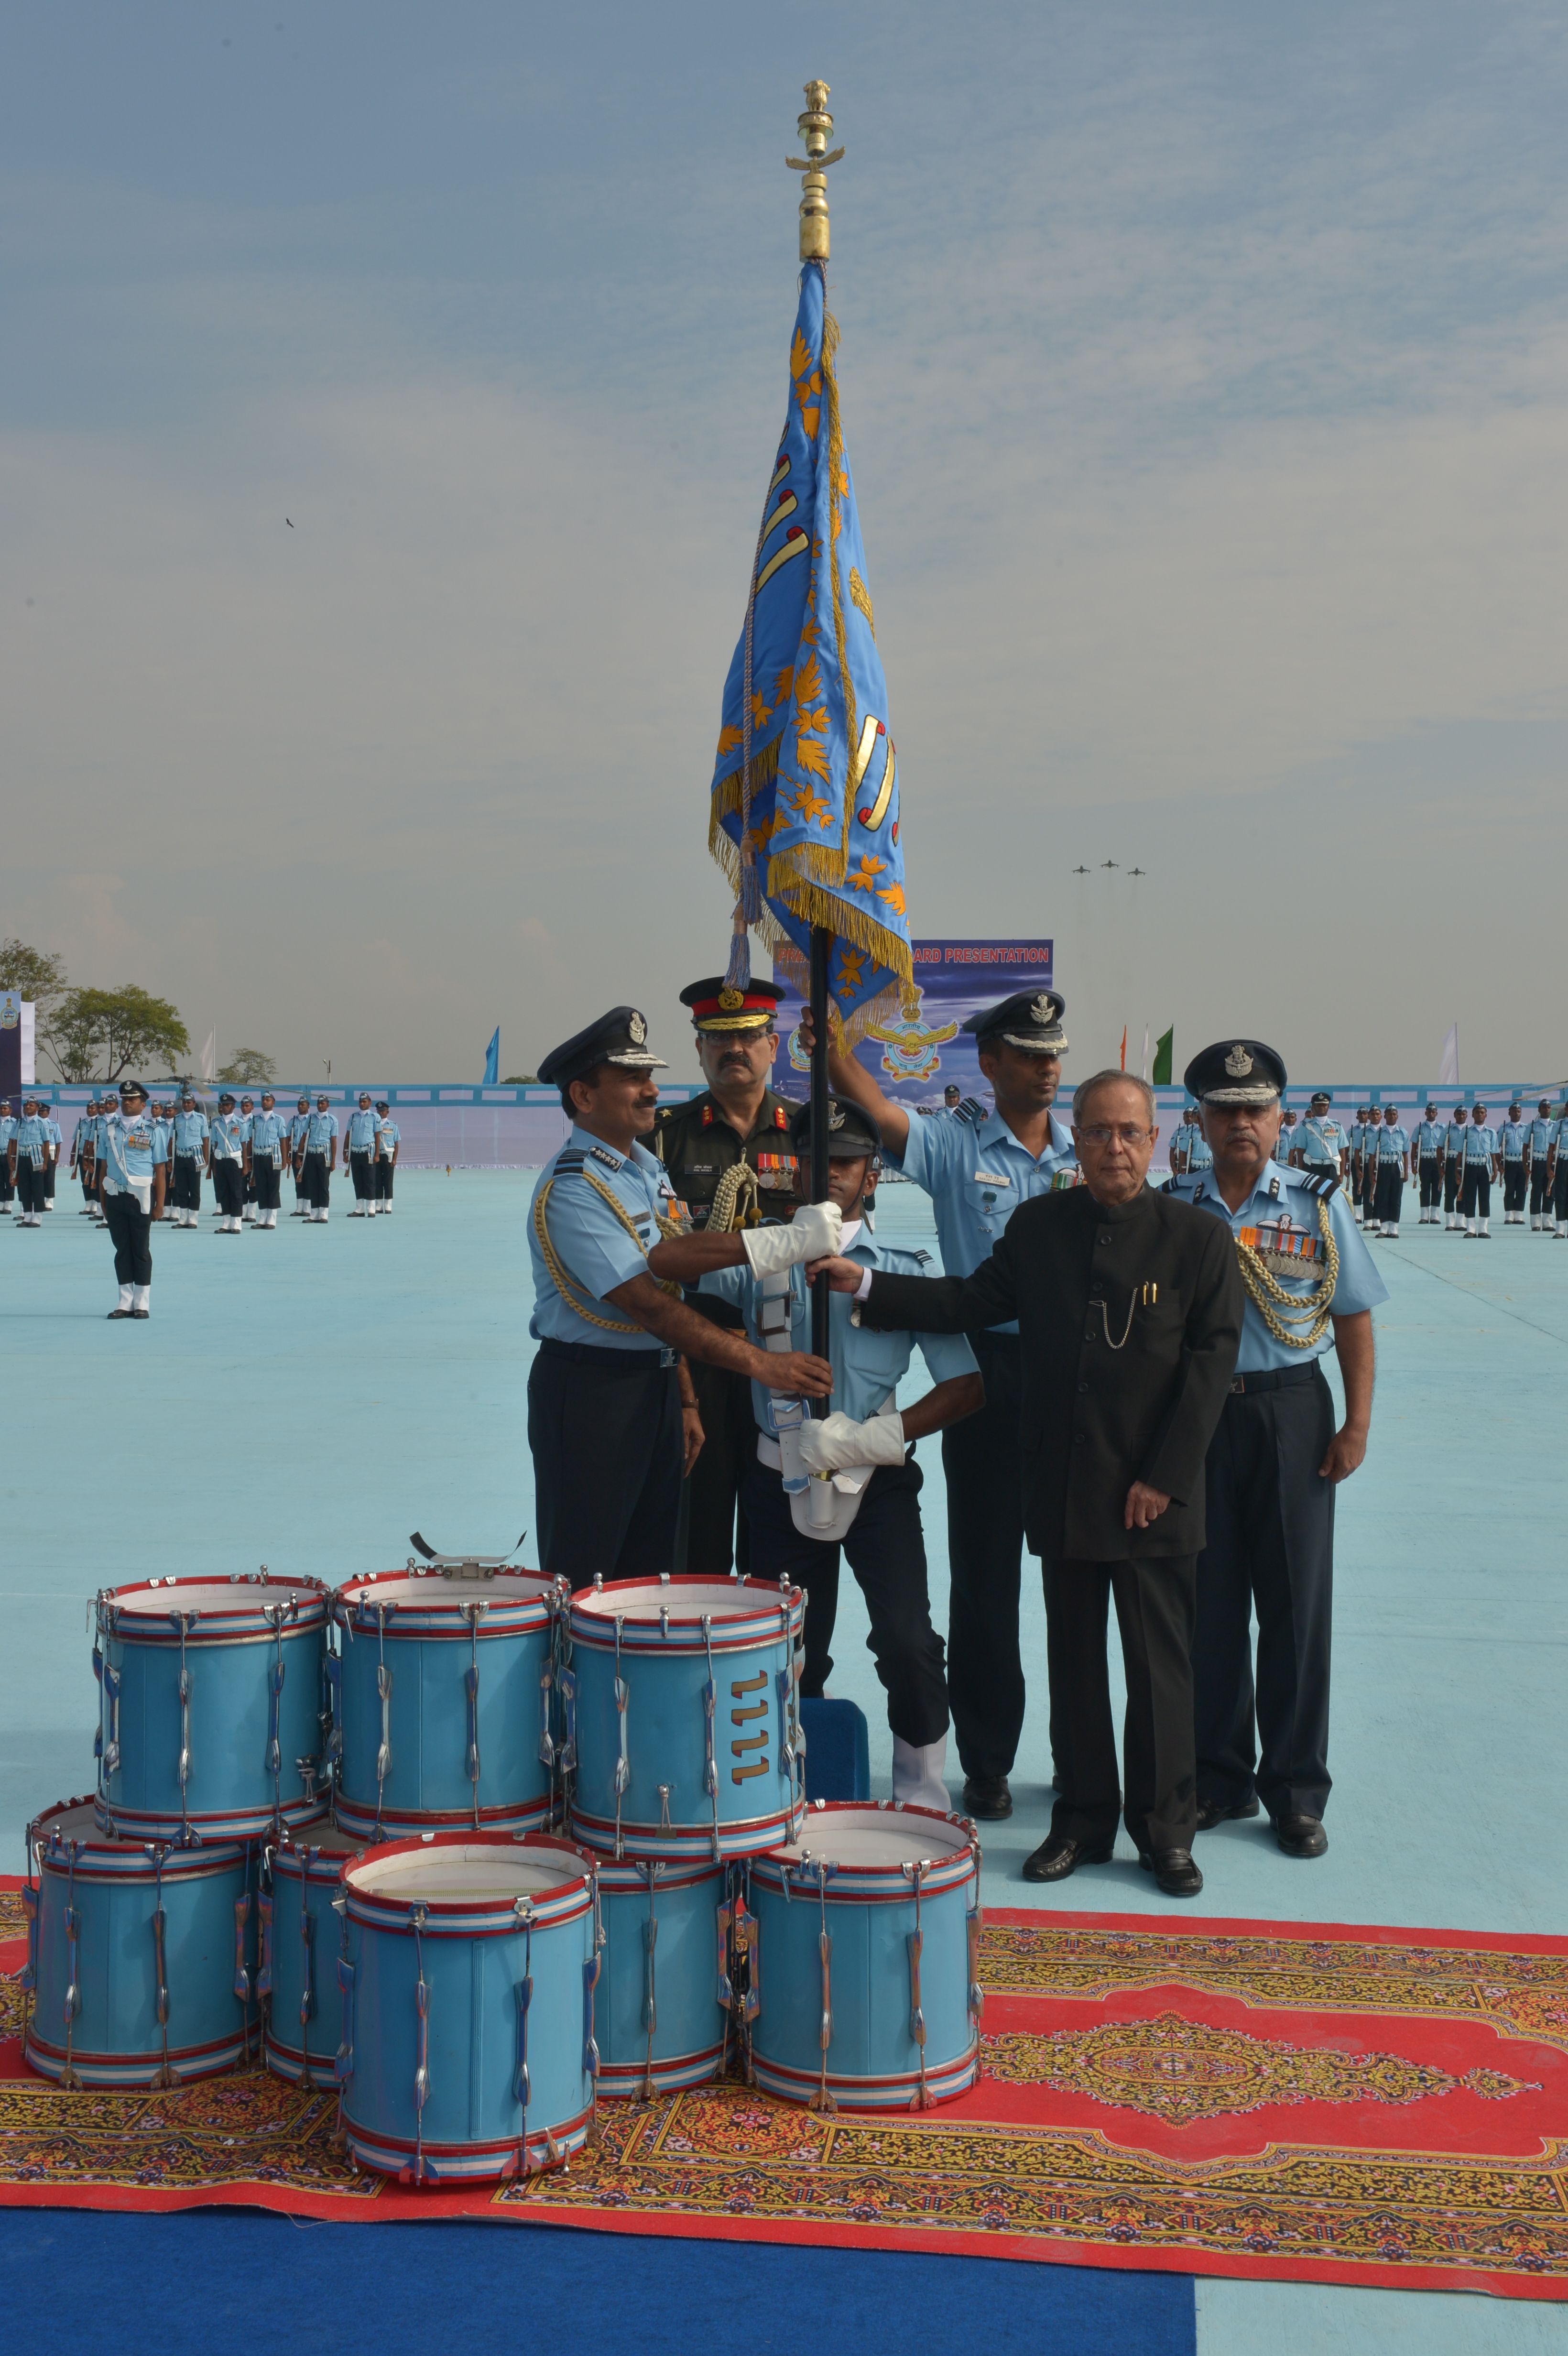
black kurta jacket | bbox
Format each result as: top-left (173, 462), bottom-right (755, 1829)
top-left (863, 1182), bottom-right (1244, 1562)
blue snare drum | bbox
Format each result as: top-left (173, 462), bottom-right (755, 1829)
top-left (22, 1798), bottom-right (259, 2087)
top-left (331, 1570), bottom-right (558, 1843)
top-left (338, 1832), bottom-right (600, 2183)
top-left (595, 1855), bottom-right (728, 2096)
top-left (749, 1801), bottom-right (982, 2112)
top-left (261, 1820), bottom-right (362, 2086)
top-left (567, 1577), bottom-right (805, 1863)
top-left (94, 1574), bottom-right (330, 1843)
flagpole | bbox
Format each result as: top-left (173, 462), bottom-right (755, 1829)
top-left (791, 81), bottom-right (844, 1387)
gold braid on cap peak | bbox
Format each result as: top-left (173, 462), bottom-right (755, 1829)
top-left (1233, 1198), bottom-right (1339, 1352)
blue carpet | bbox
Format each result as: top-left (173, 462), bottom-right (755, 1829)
top-left (0, 2211), bottom-right (1196, 2355)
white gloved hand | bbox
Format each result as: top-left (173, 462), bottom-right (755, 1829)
top-left (797, 1409), bottom-right (906, 1474)
top-left (740, 1200), bottom-right (843, 1277)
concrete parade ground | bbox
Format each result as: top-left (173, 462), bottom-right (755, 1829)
top-left (3, 1171), bottom-right (1566, 2356)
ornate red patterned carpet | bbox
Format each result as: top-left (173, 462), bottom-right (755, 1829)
top-left (3, 1887), bottom-right (1566, 2300)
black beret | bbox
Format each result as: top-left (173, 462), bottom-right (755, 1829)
top-left (789, 1094), bottom-right (882, 1159)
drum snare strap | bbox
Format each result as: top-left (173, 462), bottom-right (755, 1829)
top-left (513, 1900), bottom-right (534, 2177)
top-left (902, 1859), bottom-right (931, 2112)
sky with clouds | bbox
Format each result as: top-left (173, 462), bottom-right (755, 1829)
top-left (3, 3), bottom-right (1566, 1088)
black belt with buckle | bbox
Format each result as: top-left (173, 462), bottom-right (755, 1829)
top-left (1229, 1363), bottom-right (1319, 1396)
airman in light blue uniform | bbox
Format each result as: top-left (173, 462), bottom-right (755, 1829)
top-left (374, 1102), bottom-right (400, 1213)
top-left (1527, 1097), bottom-right (1556, 1231)
top-left (169, 1090), bottom-right (209, 1228)
top-left (287, 1095), bottom-right (311, 1215)
top-left (1412, 1102), bottom-right (1446, 1223)
top-left (245, 1092), bottom-right (288, 1227)
top-left (1498, 1103), bottom-right (1527, 1225)
top-left (300, 1096), bottom-right (339, 1222)
top-left (1442, 1105), bottom-right (1470, 1231)
top-left (41, 1105), bottom-right (62, 1209)
top-left (208, 1093), bottom-right (248, 1233)
top-left (1292, 1094), bottom-right (1347, 1181)
top-left (8, 1101), bottom-right (53, 1225)
top-left (1459, 1104), bottom-right (1499, 1238)
top-left (345, 1092), bottom-right (381, 1217)
top-left (0, 1099), bottom-right (15, 1215)
top-left (98, 1081), bottom-right (169, 1315)
top-left (1369, 1108), bottom-right (1410, 1238)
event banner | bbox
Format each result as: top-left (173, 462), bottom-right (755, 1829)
top-left (772, 939), bottom-right (1055, 1106)
top-left (0, 993), bottom-right (29, 1101)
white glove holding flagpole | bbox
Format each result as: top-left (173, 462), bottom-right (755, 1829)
top-left (740, 1201), bottom-right (843, 1277)
top-left (798, 1409), bottom-right (905, 1474)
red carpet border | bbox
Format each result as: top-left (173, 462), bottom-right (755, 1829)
top-left (3, 1887), bottom-right (1566, 2301)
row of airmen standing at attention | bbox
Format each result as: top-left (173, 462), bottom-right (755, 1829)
top-left (523, 982), bottom-right (1385, 1893)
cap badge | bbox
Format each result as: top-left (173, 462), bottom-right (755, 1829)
top-left (628, 1011), bottom-right (647, 1045)
top-left (718, 986), bottom-right (744, 1012)
top-left (1224, 1044), bottom-right (1254, 1078)
top-left (828, 1101), bottom-right (846, 1129)
top-left (1030, 994), bottom-right (1054, 1025)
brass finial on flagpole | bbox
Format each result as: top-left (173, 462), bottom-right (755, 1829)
top-left (787, 80), bottom-right (844, 262)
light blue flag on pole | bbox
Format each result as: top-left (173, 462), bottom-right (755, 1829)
top-left (483, 1027), bottom-right (500, 1086)
top-left (708, 261), bottom-right (914, 1047)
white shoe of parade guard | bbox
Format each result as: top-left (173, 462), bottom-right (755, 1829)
top-left (892, 1734), bottom-right (951, 1814)
top-left (740, 1199), bottom-right (842, 1277)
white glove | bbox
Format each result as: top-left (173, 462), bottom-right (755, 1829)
top-left (797, 1409), bottom-right (906, 1474)
top-left (740, 1200), bottom-right (842, 1277)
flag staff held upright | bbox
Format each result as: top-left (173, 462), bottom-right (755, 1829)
top-left (793, 81), bottom-right (844, 1374)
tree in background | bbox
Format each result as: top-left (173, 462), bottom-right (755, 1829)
top-left (0, 938), bottom-right (69, 1009)
top-left (218, 1048), bottom-right (278, 1086)
top-left (41, 986), bottom-right (190, 1083)
top-left (502, 1073), bottom-right (538, 1085)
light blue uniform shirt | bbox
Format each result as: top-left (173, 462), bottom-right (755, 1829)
top-left (0, 1114), bottom-right (14, 1156)
top-left (1373, 1122), bottom-right (1408, 1162)
top-left (173, 1108), bottom-right (209, 1155)
top-left (699, 1227), bottom-right (977, 1433)
top-left (890, 1098), bottom-right (1076, 1335)
top-left (347, 1107), bottom-right (380, 1152)
top-left (1167, 1160), bottom-right (1388, 1375)
top-left (1499, 1118), bottom-right (1526, 1162)
top-left (99, 1106), bottom-right (168, 1189)
top-left (305, 1109), bottom-right (338, 1154)
top-left (1461, 1123), bottom-right (1497, 1164)
top-left (248, 1109), bottom-right (286, 1162)
top-left (528, 1126), bottom-right (684, 1351)
top-left (13, 1113), bottom-right (50, 1163)
top-left (376, 1119), bottom-right (401, 1159)
top-left (1527, 1115), bottom-right (1555, 1157)
top-left (1444, 1119), bottom-right (1470, 1160)
top-left (289, 1110), bottom-right (311, 1152)
top-left (45, 1116), bottom-right (61, 1151)
top-left (1414, 1120), bottom-right (1446, 1157)
top-left (1170, 1119), bottom-right (1214, 1172)
top-left (209, 1109), bottom-right (246, 1161)
top-left (1297, 1115), bottom-right (1346, 1167)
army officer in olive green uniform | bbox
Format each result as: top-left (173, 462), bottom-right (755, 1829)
top-left (644, 977), bottom-right (803, 1577)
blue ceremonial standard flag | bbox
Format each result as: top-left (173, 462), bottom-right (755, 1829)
top-left (483, 1027), bottom-right (500, 1086)
top-left (709, 262), bottom-right (914, 1047)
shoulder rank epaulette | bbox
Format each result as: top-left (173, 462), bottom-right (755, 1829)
top-left (773, 1103), bottom-right (789, 1131)
top-left (701, 1102), bottom-right (714, 1128)
top-left (588, 1144), bottom-right (623, 1170)
top-left (555, 1149), bottom-right (586, 1172)
top-left (953, 1097), bottom-right (986, 1128)
top-left (1295, 1170), bottom-right (1341, 1200)
top-left (653, 1104), bottom-right (673, 1123)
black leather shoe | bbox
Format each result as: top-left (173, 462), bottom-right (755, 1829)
top-left (961, 1774), bottom-right (1013, 1822)
top-left (1272, 1813), bottom-right (1328, 1858)
top-left (1021, 1832), bottom-right (1114, 1883)
top-left (1138, 1847), bottom-right (1204, 1897)
top-left (106, 1307), bottom-right (132, 1319)
top-left (131, 1308), bottom-right (150, 1319)
top-left (1195, 1796), bottom-right (1260, 1833)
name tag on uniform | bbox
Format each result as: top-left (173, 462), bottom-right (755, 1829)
top-left (973, 1169), bottom-right (1011, 1186)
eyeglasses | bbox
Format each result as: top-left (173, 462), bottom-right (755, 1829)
top-left (1077, 1123), bottom-right (1155, 1147)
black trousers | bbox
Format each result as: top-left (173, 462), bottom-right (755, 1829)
top-left (941, 1330), bottom-right (1031, 1780)
top-left (528, 1339), bottom-right (682, 1582)
top-left (292, 1153), bottom-right (309, 1203)
top-left (245, 1160), bottom-right (256, 1205)
top-left (1372, 1163), bottom-right (1404, 1222)
top-left (301, 1151), bottom-right (330, 1211)
top-left (16, 1161), bottom-right (48, 1214)
top-left (1418, 1156), bottom-right (1443, 1209)
top-left (0, 1158), bottom-right (12, 1203)
top-left (172, 1154), bottom-right (203, 1211)
top-left (1557, 1163), bottom-right (1568, 1221)
top-left (78, 1161), bottom-right (96, 1204)
top-left (102, 1187), bottom-right (152, 1286)
top-left (375, 1157), bottom-right (394, 1201)
top-left (1359, 1157), bottom-right (1378, 1219)
top-left (1045, 1554), bottom-right (1198, 1855)
top-left (1195, 1363), bottom-right (1335, 1821)
top-left (1443, 1159), bottom-right (1461, 1213)
top-left (252, 1159), bottom-right (282, 1210)
top-left (44, 1156), bottom-right (56, 1200)
top-left (675, 1348), bottom-right (753, 1578)
top-left (212, 1159), bottom-right (245, 1218)
top-left (1503, 1163), bottom-right (1526, 1211)
top-left (1459, 1166), bottom-right (1491, 1217)
top-left (1530, 1163), bottom-right (1550, 1215)
top-left (742, 1451), bottom-right (949, 1747)
top-left (349, 1149), bottom-right (376, 1201)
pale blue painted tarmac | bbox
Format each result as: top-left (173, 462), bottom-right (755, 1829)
top-left (3, 1175), bottom-right (1565, 2353)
